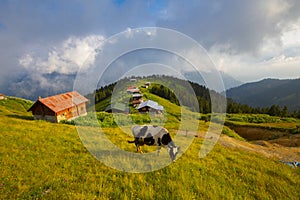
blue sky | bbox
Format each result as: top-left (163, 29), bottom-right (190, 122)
top-left (0, 0), bottom-right (300, 99)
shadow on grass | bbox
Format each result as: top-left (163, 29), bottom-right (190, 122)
top-left (6, 114), bottom-right (34, 121)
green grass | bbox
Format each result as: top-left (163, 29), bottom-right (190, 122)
top-left (0, 96), bottom-right (33, 115)
top-left (226, 114), bottom-right (300, 125)
top-left (93, 97), bottom-right (111, 112)
top-left (222, 126), bottom-right (246, 141)
top-left (1, 98), bottom-right (300, 199)
top-left (225, 114), bottom-right (300, 132)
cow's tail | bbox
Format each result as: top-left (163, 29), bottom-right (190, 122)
top-left (127, 140), bottom-right (135, 143)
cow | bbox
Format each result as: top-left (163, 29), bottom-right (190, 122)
top-left (127, 125), bottom-right (180, 161)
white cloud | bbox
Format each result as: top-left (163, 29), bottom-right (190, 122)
top-left (209, 45), bottom-right (300, 82)
top-left (255, 55), bottom-right (300, 80)
top-left (281, 21), bottom-right (300, 48)
top-left (263, 0), bottom-right (291, 20)
top-left (207, 12), bottom-right (300, 82)
top-left (19, 54), bottom-right (33, 67)
top-left (19, 34), bottom-right (105, 75)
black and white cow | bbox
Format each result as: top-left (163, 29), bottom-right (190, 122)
top-left (128, 125), bottom-right (180, 161)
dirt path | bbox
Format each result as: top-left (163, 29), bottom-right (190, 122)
top-left (186, 130), bottom-right (300, 162)
top-left (218, 135), bottom-right (300, 162)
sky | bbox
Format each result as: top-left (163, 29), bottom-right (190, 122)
top-left (1, 0), bottom-right (300, 99)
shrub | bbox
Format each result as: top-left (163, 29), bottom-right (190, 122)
top-left (226, 114), bottom-right (282, 124)
top-left (60, 120), bottom-right (75, 125)
top-left (289, 128), bottom-right (300, 135)
top-left (200, 114), bottom-right (210, 122)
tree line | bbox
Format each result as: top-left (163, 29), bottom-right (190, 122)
top-left (227, 99), bottom-right (300, 118)
top-left (85, 82), bottom-right (116, 104)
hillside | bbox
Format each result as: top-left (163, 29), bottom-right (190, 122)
top-left (92, 75), bottom-right (300, 118)
top-left (1, 97), bottom-right (300, 199)
top-left (226, 78), bottom-right (300, 111)
top-left (92, 75), bottom-right (226, 114)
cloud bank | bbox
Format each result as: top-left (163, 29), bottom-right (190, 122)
top-left (0, 0), bottom-right (300, 99)
top-left (19, 35), bottom-right (105, 74)
top-left (13, 35), bottom-right (105, 99)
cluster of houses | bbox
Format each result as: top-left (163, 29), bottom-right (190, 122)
top-left (126, 85), bottom-right (144, 106)
top-left (105, 81), bottom-right (164, 114)
top-left (127, 82), bottom-right (164, 114)
top-left (26, 81), bottom-right (163, 123)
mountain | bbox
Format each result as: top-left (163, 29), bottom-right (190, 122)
top-left (219, 71), bottom-right (244, 90)
top-left (184, 71), bottom-right (243, 92)
top-left (226, 78), bottom-right (300, 111)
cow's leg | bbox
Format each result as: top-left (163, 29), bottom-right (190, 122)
top-left (137, 145), bottom-right (143, 153)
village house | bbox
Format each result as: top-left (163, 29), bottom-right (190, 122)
top-left (131, 93), bottom-right (143, 106)
top-left (144, 82), bottom-right (151, 88)
top-left (130, 78), bottom-right (137, 82)
top-left (0, 93), bottom-right (6, 100)
top-left (141, 82), bottom-right (151, 88)
top-left (27, 91), bottom-right (88, 123)
top-left (126, 85), bottom-right (140, 94)
top-left (137, 100), bottom-right (163, 114)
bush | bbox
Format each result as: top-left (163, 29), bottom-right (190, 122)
top-left (72, 112), bottom-right (162, 127)
top-left (226, 114), bottom-right (282, 124)
top-left (200, 114), bottom-right (210, 122)
top-left (289, 128), bottom-right (300, 135)
top-left (280, 117), bottom-right (298, 123)
top-left (60, 120), bottom-right (75, 125)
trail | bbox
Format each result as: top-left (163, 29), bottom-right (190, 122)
top-left (218, 135), bottom-right (300, 162)
top-left (178, 130), bottom-right (300, 162)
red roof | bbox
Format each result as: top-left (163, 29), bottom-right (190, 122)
top-left (127, 85), bottom-right (137, 90)
top-left (31, 91), bottom-right (88, 113)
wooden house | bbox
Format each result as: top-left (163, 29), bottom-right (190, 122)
top-left (126, 85), bottom-right (140, 94)
top-left (137, 100), bottom-right (163, 114)
top-left (0, 93), bottom-right (6, 100)
top-left (27, 91), bottom-right (88, 123)
top-left (131, 93), bottom-right (143, 106)
top-left (130, 78), bottom-right (137, 82)
top-left (145, 82), bottom-right (151, 86)
top-left (144, 82), bottom-right (151, 88)
top-left (142, 82), bottom-right (151, 88)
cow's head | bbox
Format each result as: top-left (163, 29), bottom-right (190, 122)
top-left (168, 146), bottom-right (180, 161)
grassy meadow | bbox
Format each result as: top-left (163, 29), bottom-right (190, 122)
top-left (0, 97), bottom-right (300, 199)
